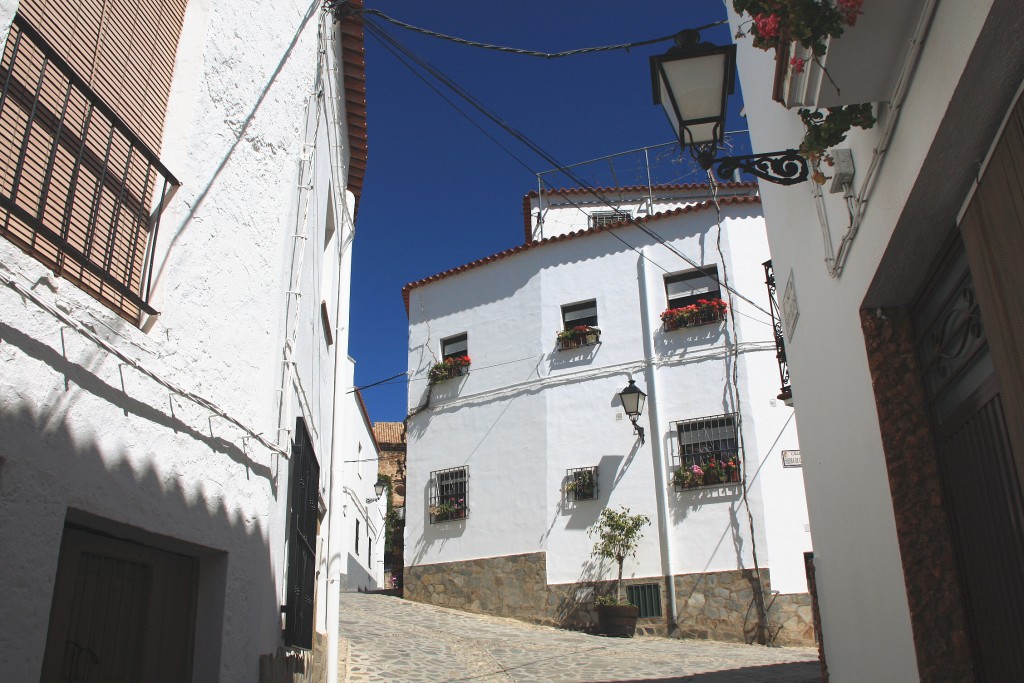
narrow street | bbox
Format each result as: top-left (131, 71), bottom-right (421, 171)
top-left (339, 593), bottom-right (820, 682)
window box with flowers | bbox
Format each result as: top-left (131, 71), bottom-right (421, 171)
top-left (661, 298), bottom-right (728, 331)
top-left (429, 497), bottom-right (468, 523)
top-left (673, 457), bottom-right (741, 491)
top-left (428, 356), bottom-right (471, 384)
top-left (556, 325), bottom-right (601, 351)
top-left (672, 413), bottom-right (741, 491)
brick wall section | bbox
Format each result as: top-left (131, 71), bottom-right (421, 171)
top-left (405, 552), bottom-right (815, 646)
top-left (860, 308), bottom-right (975, 682)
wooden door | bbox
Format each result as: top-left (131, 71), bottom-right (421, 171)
top-left (41, 527), bottom-right (198, 682)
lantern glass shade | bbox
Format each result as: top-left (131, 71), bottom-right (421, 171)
top-left (650, 43), bottom-right (735, 148)
top-left (373, 478), bottom-right (387, 499)
top-left (618, 380), bottom-right (647, 419)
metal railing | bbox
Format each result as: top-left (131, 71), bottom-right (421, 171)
top-left (763, 260), bottom-right (792, 401)
top-left (0, 15), bottom-right (179, 318)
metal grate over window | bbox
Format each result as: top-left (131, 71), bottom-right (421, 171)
top-left (627, 583), bottom-right (662, 618)
top-left (674, 413), bottom-right (741, 490)
top-left (0, 15), bottom-right (179, 321)
top-left (285, 418), bottom-right (320, 650)
top-left (429, 466), bottom-right (468, 523)
top-left (590, 210), bottom-right (631, 228)
top-left (565, 466), bottom-right (598, 501)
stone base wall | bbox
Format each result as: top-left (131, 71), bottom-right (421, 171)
top-left (258, 632), bottom-right (327, 683)
top-left (405, 553), bottom-right (816, 646)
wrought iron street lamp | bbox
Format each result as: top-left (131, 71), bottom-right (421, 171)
top-left (618, 379), bottom-right (647, 445)
top-left (366, 477), bottom-right (388, 503)
top-left (650, 30), bottom-right (809, 185)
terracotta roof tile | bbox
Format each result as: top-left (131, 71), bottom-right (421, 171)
top-left (373, 421), bottom-right (406, 445)
top-left (521, 182), bottom-right (759, 243)
top-left (403, 195), bottom-right (762, 314)
top-left (339, 2), bottom-right (368, 212)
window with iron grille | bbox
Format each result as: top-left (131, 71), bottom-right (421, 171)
top-left (0, 13), bottom-right (182, 322)
top-left (627, 583), bottom-right (663, 618)
top-left (589, 210), bottom-right (631, 228)
top-left (565, 466), bottom-right (598, 501)
top-left (284, 418), bottom-right (320, 650)
top-left (429, 466), bottom-right (468, 523)
top-left (673, 413), bottom-right (741, 490)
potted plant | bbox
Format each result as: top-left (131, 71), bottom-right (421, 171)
top-left (430, 497), bottom-right (466, 522)
top-left (703, 458), bottom-right (727, 485)
top-left (723, 457), bottom-right (741, 483)
top-left (428, 355), bottom-right (471, 384)
top-left (673, 463), bottom-right (704, 489)
top-left (556, 325), bottom-right (601, 350)
top-left (588, 506), bottom-right (651, 637)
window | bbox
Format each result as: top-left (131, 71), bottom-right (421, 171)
top-left (429, 466), bottom-right (468, 523)
top-left (431, 333), bottom-right (471, 383)
top-left (673, 413), bottom-right (741, 490)
top-left (355, 519), bottom-right (360, 554)
top-left (565, 466), bottom-right (599, 501)
top-left (627, 584), bottom-right (663, 618)
top-left (441, 333), bottom-right (468, 360)
top-left (285, 418), bottom-right (320, 649)
top-left (665, 267), bottom-right (721, 310)
top-left (590, 210), bottom-right (631, 228)
top-left (562, 300), bottom-right (598, 329)
top-left (0, 9), bottom-right (184, 321)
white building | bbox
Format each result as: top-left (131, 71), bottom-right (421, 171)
top-left (0, 1), bottom-right (380, 681)
top-left (402, 183), bottom-right (815, 645)
top-left (725, 0), bottom-right (1024, 679)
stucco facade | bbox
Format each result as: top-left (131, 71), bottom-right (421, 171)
top-left (726, 0), bottom-right (1024, 679)
top-left (403, 185), bottom-right (813, 644)
top-left (0, 2), bottom-right (376, 681)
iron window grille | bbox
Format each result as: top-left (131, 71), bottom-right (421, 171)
top-left (565, 466), bottom-right (599, 501)
top-left (589, 210), bottom-right (631, 228)
top-left (763, 260), bottom-right (792, 401)
top-left (673, 413), bottom-right (741, 490)
top-left (284, 418), bottom-right (320, 650)
top-left (0, 15), bottom-right (179, 322)
top-left (558, 300), bottom-right (600, 350)
top-left (429, 466), bottom-right (468, 523)
top-left (626, 583), bottom-right (663, 618)
top-left (663, 267), bottom-right (727, 329)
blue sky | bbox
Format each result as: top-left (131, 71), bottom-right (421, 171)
top-left (349, 1), bottom-right (751, 422)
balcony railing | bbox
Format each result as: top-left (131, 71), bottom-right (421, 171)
top-left (0, 15), bottom-right (179, 320)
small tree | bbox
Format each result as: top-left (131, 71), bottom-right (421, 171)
top-left (588, 506), bottom-right (651, 604)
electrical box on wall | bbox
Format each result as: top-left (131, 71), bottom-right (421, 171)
top-left (829, 148), bottom-right (855, 194)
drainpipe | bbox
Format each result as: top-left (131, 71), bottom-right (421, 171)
top-left (637, 250), bottom-right (679, 634)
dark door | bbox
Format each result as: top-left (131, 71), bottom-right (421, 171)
top-left (41, 527), bottom-right (197, 682)
top-left (913, 236), bottom-right (1024, 680)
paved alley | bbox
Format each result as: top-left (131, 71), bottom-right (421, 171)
top-left (338, 593), bottom-right (820, 682)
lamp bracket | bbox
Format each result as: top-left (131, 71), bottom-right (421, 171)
top-left (713, 149), bottom-right (809, 186)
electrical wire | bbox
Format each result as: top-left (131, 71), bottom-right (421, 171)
top-left (362, 17), bottom-right (774, 322)
top-left (327, 2), bottom-right (726, 59)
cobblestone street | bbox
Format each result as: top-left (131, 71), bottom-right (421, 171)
top-left (339, 593), bottom-right (820, 682)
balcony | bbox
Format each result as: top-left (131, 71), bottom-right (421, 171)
top-left (0, 15), bottom-right (179, 321)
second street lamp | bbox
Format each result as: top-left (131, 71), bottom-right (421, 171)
top-left (650, 30), bottom-right (809, 186)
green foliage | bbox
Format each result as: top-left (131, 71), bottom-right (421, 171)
top-left (379, 474), bottom-right (395, 554)
top-left (798, 104), bottom-right (876, 178)
top-left (595, 594), bottom-right (626, 607)
top-left (733, 0), bottom-right (858, 57)
top-left (589, 506), bottom-right (650, 602)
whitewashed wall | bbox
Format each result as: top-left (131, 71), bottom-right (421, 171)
top-left (0, 3), bottom-right (358, 681)
top-left (725, 0), bottom-right (1005, 679)
top-left (405, 199), bottom-right (811, 595)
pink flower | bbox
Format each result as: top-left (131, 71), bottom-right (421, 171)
top-left (837, 0), bottom-right (863, 26)
top-left (789, 57), bottom-right (806, 74)
top-left (753, 13), bottom-right (781, 41)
